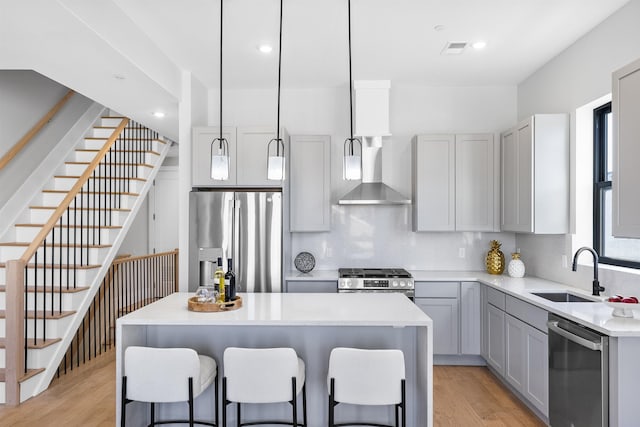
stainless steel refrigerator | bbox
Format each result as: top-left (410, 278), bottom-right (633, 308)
top-left (189, 190), bottom-right (282, 292)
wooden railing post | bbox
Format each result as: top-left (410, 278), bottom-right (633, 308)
top-left (5, 259), bottom-right (26, 406)
top-left (174, 248), bottom-right (179, 292)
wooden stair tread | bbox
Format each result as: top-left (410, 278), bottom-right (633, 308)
top-left (0, 262), bottom-right (101, 270)
top-left (0, 310), bottom-right (76, 319)
top-left (93, 126), bottom-right (117, 130)
top-left (30, 205), bottom-right (131, 212)
top-left (65, 161), bottom-right (153, 168)
top-left (54, 175), bottom-right (146, 182)
top-left (0, 368), bottom-right (46, 383)
top-left (0, 285), bottom-right (90, 293)
top-left (14, 223), bottom-right (122, 229)
top-left (41, 189), bottom-right (139, 196)
top-left (0, 242), bottom-right (111, 249)
top-left (0, 337), bottom-right (61, 349)
top-left (101, 116), bottom-right (126, 119)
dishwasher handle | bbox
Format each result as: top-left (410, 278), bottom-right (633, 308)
top-left (547, 320), bottom-right (602, 351)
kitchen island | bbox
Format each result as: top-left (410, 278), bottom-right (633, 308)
top-left (116, 292), bottom-right (433, 427)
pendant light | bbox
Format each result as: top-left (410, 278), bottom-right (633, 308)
top-left (343, 0), bottom-right (362, 181)
top-left (267, 0), bottom-right (285, 181)
top-left (211, 0), bottom-right (229, 180)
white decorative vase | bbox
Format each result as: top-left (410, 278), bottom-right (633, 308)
top-left (507, 253), bottom-right (525, 278)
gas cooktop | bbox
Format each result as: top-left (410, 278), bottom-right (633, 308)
top-left (338, 268), bottom-right (413, 279)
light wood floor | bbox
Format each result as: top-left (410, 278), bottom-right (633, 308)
top-left (0, 351), bottom-right (544, 426)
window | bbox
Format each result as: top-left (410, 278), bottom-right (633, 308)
top-left (593, 102), bottom-right (640, 268)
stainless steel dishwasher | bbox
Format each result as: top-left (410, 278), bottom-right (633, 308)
top-left (548, 313), bottom-right (609, 427)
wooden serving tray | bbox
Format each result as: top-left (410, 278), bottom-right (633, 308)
top-left (188, 295), bottom-right (243, 312)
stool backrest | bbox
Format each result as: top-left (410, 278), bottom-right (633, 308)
top-left (224, 347), bottom-right (299, 403)
top-left (124, 346), bottom-right (200, 403)
top-left (328, 347), bottom-right (405, 405)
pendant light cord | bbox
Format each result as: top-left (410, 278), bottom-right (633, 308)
top-left (219, 0), bottom-right (223, 143)
top-left (276, 0), bottom-right (283, 155)
top-left (347, 0), bottom-right (356, 155)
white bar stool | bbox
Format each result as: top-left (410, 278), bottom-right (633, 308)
top-left (222, 347), bottom-right (307, 427)
top-left (328, 348), bottom-right (406, 427)
top-left (122, 346), bottom-right (219, 427)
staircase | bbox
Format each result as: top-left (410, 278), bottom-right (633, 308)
top-left (0, 112), bottom-right (170, 404)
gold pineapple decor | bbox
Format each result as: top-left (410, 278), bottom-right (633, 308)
top-left (486, 240), bottom-right (505, 275)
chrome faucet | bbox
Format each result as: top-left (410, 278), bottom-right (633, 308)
top-left (572, 247), bottom-right (605, 296)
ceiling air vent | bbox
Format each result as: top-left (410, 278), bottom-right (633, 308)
top-left (441, 41), bottom-right (468, 55)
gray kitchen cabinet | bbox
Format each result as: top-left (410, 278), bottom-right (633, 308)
top-left (486, 302), bottom-right (506, 375)
top-left (483, 287), bottom-right (549, 418)
top-left (613, 58), bottom-right (640, 238)
top-left (500, 114), bottom-right (569, 234)
top-left (191, 126), bottom-right (287, 188)
top-left (415, 281), bottom-right (482, 360)
top-left (192, 126), bottom-right (237, 186)
top-left (480, 285), bottom-right (489, 360)
top-left (460, 282), bottom-right (481, 355)
top-left (415, 297), bottom-right (459, 355)
top-left (289, 135), bottom-right (331, 232)
top-left (505, 313), bottom-right (526, 391)
top-left (412, 134), bottom-right (496, 232)
top-left (286, 280), bottom-right (337, 293)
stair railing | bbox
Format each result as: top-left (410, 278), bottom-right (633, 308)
top-left (54, 250), bottom-right (178, 379)
top-left (0, 90), bottom-right (75, 171)
top-left (4, 118), bottom-right (160, 405)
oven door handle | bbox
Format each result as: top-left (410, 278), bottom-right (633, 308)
top-left (547, 320), bottom-right (602, 351)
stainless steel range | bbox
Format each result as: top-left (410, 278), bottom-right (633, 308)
top-left (338, 268), bottom-right (415, 298)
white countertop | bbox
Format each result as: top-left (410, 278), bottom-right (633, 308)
top-left (117, 292), bottom-right (432, 328)
top-left (285, 269), bottom-right (640, 336)
top-left (411, 270), bottom-right (640, 337)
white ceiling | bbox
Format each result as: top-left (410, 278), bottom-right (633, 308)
top-left (0, 0), bottom-right (631, 140)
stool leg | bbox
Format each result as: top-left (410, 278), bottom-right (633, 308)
top-left (121, 377), bottom-right (127, 427)
top-left (394, 403), bottom-right (398, 427)
top-left (302, 383), bottom-right (307, 427)
top-left (236, 402), bottom-right (241, 427)
top-left (328, 378), bottom-right (335, 427)
top-left (222, 378), bottom-right (227, 427)
top-left (189, 377), bottom-right (194, 427)
top-left (292, 377), bottom-right (297, 427)
top-left (401, 379), bottom-right (406, 427)
top-left (150, 402), bottom-right (155, 426)
top-left (214, 373), bottom-right (219, 427)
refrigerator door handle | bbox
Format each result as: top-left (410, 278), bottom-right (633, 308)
top-left (233, 197), bottom-right (241, 291)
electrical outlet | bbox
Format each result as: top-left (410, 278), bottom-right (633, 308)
top-left (326, 247), bottom-right (333, 257)
top-left (561, 255), bottom-right (568, 269)
top-left (458, 248), bottom-right (465, 258)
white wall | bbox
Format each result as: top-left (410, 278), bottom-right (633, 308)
top-left (118, 196), bottom-right (149, 256)
top-left (0, 70), bottom-right (68, 156)
top-left (516, 0), bottom-right (640, 295)
top-left (209, 85), bottom-right (518, 270)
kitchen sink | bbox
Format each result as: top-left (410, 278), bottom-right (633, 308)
top-left (531, 292), bottom-right (597, 303)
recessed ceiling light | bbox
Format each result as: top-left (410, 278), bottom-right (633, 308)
top-left (152, 111), bottom-right (165, 118)
top-left (472, 41), bottom-right (487, 50)
top-left (434, 25), bottom-right (445, 32)
top-left (258, 44), bottom-right (273, 54)
top-left (113, 74), bottom-right (126, 80)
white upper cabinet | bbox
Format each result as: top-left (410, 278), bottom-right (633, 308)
top-left (500, 114), bottom-right (569, 234)
top-left (192, 126), bottom-right (286, 188)
top-left (412, 133), bottom-right (496, 232)
top-left (192, 127), bottom-right (237, 186)
top-left (289, 135), bottom-right (331, 232)
top-left (613, 58), bottom-right (640, 238)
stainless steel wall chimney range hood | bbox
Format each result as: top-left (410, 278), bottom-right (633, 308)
top-left (338, 80), bottom-right (410, 205)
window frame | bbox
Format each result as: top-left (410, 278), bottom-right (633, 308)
top-left (593, 102), bottom-right (640, 269)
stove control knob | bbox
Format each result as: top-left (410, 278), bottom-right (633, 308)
top-left (400, 281), bottom-right (406, 287)
top-left (341, 280), bottom-right (351, 288)
top-left (392, 280), bottom-right (399, 287)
